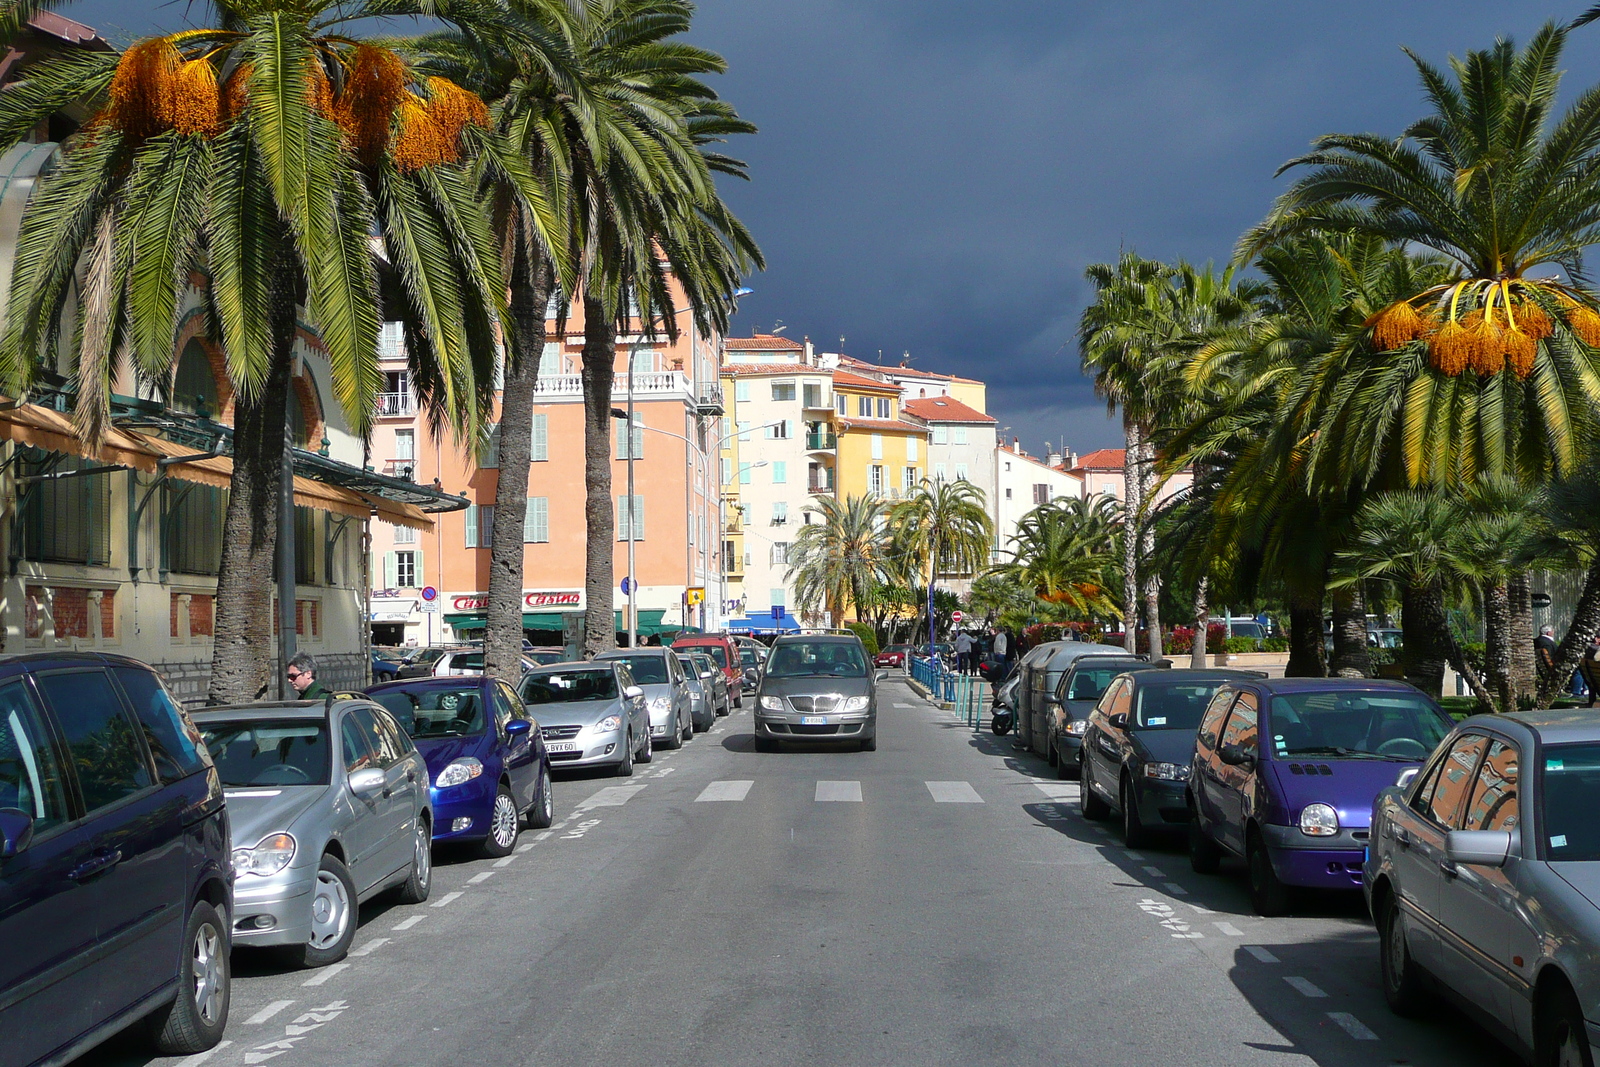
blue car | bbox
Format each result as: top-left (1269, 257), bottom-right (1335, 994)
top-left (1, 652), bottom-right (232, 1066)
top-left (368, 676), bottom-right (553, 857)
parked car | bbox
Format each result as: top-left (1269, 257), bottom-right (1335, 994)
top-left (676, 652), bottom-right (723, 731)
top-left (692, 651), bottom-right (731, 718)
top-left (1187, 677), bottom-right (1453, 915)
top-left (738, 645), bottom-right (765, 690)
top-left (525, 646), bottom-right (568, 666)
top-left (1078, 669), bottom-right (1262, 846)
top-left (408, 649), bottom-right (543, 678)
top-left (0, 653), bottom-right (232, 1065)
top-left (372, 649), bottom-right (404, 682)
top-left (1046, 655), bottom-right (1152, 774)
top-left (193, 696), bottom-right (433, 969)
top-left (595, 649), bottom-right (694, 749)
top-left (875, 644), bottom-right (913, 668)
top-left (1020, 642), bottom-right (1135, 762)
top-left (393, 646), bottom-right (472, 678)
top-left (1366, 710), bottom-right (1600, 1064)
top-left (521, 661), bottom-right (653, 776)
top-left (367, 676), bottom-right (552, 857)
top-left (754, 634), bottom-right (877, 752)
top-left (672, 634), bottom-right (745, 707)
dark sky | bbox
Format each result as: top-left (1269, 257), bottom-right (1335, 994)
top-left (65, 1), bottom-right (1600, 455)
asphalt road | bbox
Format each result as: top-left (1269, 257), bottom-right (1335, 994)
top-left (78, 674), bottom-right (1515, 1067)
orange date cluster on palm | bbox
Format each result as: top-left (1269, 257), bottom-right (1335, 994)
top-left (101, 37), bottom-right (488, 171)
top-left (1365, 280), bottom-right (1600, 380)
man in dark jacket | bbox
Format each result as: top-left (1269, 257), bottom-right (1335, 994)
top-left (287, 652), bottom-right (331, 700)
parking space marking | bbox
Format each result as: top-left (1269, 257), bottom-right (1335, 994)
top-left (560, 818), bottom-right (601, 839)
top-left (535, 831), bottom-right (554, 840)
top-left (815, 780), bottom-right (863, 802)
top-left (1162, 883), bottom-right (1189, 896)
top-left (467, 872), bottom-right (494, 884)
top-left (431, 891), bottom-right (464, 908)
top-left (696, 780), bottom-right (754, 802)
top-left (893, 703), bottom-right (915, 708)
top-left (172, 1039), bottom-right (231, 1066)
top-left (1212, 922), bottom-right (1243, 936)
top-left (1141, 865), bottom-right (1165, 877)
top-left (646, 766), bottom-right (676, 779)
top-left (1327, 1012), bottom-right (1379, 1040)
top-left (1244, 946), bottom-right (1279, 963)
top-left (1123, 850), bottom-right (1145, 860)
top-left (493, 855), bottom-right (517, 867)
top-left (244, 1002), bottom-right (294, 1025)
top-left (301, 962), bottom-right (350, 987)
top-left (392, 915), bottom-right (426, 931)
top-left (349, 938), bottom-right (389, 957)
top-left (1284, 976), bottom-right (1327, 998)
top-left (1137, 898), bottom-right (1203, 939)
top-left (1033, 782), bottom-right (1077, 801)
top-left (925, 781), bottom-right (984, 803)
top-left (577, 785), bottom-right (648, 809)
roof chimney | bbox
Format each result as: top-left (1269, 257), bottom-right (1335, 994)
top-left (804, 337), bottom-right (814, 364)
top-left (1047, 449), bottom-right (1062, 468)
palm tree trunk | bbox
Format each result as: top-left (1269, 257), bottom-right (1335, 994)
top-left (581, 293), bottom-right (617, 656)
top-left (1329, 585), bottom-right (1372, 678)
top-left (1120, 419), bottom-right (1141, 654)
top-left (1400, 583), bottom-right (1449, 699)
top-left (1483, 579), bottom-right (1513, 714)
top-left (1189, 576), bottom-right (1209, 669)
top-left (1540, 556), bottom-right (1600, 706)
top-left (484, 240), bottom-right (552, 678)
top-left (1508, 572), bottom-right (1537, 702)
top-left (1137, 433), bottom-right (1164, 659)
top-left (1284, 594), bottom-right (1327, 677)
top-left (207, 280), bottom-right (296, 704)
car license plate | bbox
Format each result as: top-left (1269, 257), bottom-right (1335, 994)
top-left (546, 742), bottom-right (579, 753)
top-left (801, 716), bottom-right (828, 725)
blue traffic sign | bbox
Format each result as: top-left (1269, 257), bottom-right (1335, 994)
top-left (620, 577), bottom-right (633, 595)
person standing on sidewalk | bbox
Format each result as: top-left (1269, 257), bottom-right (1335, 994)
top-left (955, 630), bottom-right (973, 675)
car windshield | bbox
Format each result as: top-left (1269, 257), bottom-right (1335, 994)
top-left (765, 641), bottom-right (869, 678)
top-left (1135, 682), bottom-right (1228, 730)
top-left (682, 644), bottom-right (727, 668)
top-left (200, 719), bottom-right (331, 787)
top-left (370, 688), bottom-right (486, 738)
top-left (604, 655), bottom-right (669, 684)
top-left (741, 649), bottom-right (762, 667)
top-left (522, 670), bottom-right (618, 704)
top-left (412, 648), bottom-right (449, 665)
top-left (1543, 743), bottom-right (1600, 860)
top-left (1266, 691), bottom-right (1450, 761)
top-left (676, 655), bottom-right (706, 678)
top-left (1064, 663), bottom-right (1139, 702)
top-left (527, 650), bottom-right (565, 666)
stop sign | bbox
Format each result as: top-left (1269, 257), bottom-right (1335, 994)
top-left (951, 610), bottom-right (964, 624)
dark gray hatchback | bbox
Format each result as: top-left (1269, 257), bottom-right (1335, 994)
top-left (753, 635), bottom-right (877, 752)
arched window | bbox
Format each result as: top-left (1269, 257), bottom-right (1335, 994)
top-left (291, 372), bottom-right (321, 447)
top-left (173, 340), bottom-right (220, 416)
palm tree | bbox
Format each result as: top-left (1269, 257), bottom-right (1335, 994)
top-left (890, 478), bottom-right (993, 648)
top-left (788, 494), bottom-right (889, 624)
top-left (992, 495), bottom-right (1121, 625)
top-left (1529, 466), bottom-right (1600, 705)
top-left (0, 5), bottom-right (518, 702)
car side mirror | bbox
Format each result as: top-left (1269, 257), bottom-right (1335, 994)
top-left (1446, 829), bottom-right (1511, 868)
top-left (0, 807), bottom-right (34, 859)
top-left (624, 685), bottom-right (644, 700)
top-left (1108, 712), bottom-right (1129, 730)
top-left (348, 768), bottom-right (386, 795)
top-left (505, 719), bottom-right (531, 738)
top-left (1218, 743), bottom-right (1255, 769)
top-left (1395, 767), bottom-right (1421, 791)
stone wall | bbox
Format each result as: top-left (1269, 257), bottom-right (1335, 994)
top-left (154, 651), bottom-right (370, 706)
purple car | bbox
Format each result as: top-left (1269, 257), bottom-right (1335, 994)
top-left (1186, 677), bottom-right (1453, 916)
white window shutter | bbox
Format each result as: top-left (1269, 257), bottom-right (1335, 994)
top-left (464, 506), bottom-right (477, 548)
top-left (383, 551), bottom-right (397, 588)
top-left (482, 424), bottom-right (500, 468)
top-left (532, 414), bottom-right (548, 461)
top-left (524, 497), bottom-right (548, 542)
top-left (871, 433), bottom-right (883, 460)
top-left (633, 496), bottom-right (643, 540)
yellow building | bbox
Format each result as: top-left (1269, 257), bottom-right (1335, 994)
top-left (830, 371), bottom-right (931, 501)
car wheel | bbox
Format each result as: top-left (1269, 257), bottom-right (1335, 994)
top-left (682, 711), bottom-right (694, 741)
top-left (480, 785), bottom-right (520, 858)
top-left (1536, 980), bottom-right (1595, 1067)
top-left (1188, 806), bottom-right (1222, 874)
top-left (526, 766), bottom-right (554, 830)
top-left (616, 731), bottom-right (636, 776)
top-left (1247, 830), bottom-right (1291, 917)
top-left (393, 817), bottom-right (433, 904)
top-left (1121, 777), bottom-right (1149, 849)
top-left (148, 899), bottom-right (230, 1054)
top-left (1080, 760), bottom-right (1110, 821)
top-left (661, 718), bottom-right (682, 750)
top-left (292, 855), bottom-right (358, 968)
top-left (1378, 890), bottom-right (1427, 1016)
top-left (636, 727), bottom-right (653, 765)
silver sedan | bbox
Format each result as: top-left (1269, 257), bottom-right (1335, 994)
top-left (1366, 710), bottom-right (1600, 1064)
top-left (193, 699), bottom-right (432, 967)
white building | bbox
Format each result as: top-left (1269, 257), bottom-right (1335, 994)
top-left (994, 442), bottom-right (1085, 563)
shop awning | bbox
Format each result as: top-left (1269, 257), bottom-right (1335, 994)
top-left (728, 611), bottom-right (799, 634)
top-left (443, 609), bottom-right (680, 636)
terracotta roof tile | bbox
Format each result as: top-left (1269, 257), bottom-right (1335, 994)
top-left (725, 334), bottom-right (803, 351)
top-left (831, 370), bottom-right (898, 391)
top-left (902, 396), bottom-right (995, 424)
top-left (720, 364), bottom-right (812, 377)
top-left (1070, 448), bottom-right (1125, 470)
top-left (836, 417), bottom-right (928, 434)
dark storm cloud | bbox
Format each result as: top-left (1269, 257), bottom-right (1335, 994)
top-left (61, 1), bottom-right (1600, 452)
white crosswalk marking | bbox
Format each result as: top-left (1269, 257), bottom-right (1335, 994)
top-left (1327, 1012), bottom-right (1379, 1040)
top-left (696, 780), bottom-right (754, 802)
top-left (815, 780), bottom-right (863, 802)
top-left (577, 785), bottom-right (647, 808)
top-left (925, 781), bottom-right (984, 803)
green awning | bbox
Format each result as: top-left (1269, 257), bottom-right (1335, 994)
top-left (617, 609), bottom-right (670, 636)
top-left (442, 612), bottom-right (576, 632)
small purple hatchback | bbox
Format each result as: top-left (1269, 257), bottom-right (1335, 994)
top-left (1186, 677), bottom-right (1453, 915)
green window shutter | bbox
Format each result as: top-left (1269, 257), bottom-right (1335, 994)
top-left (532, 414), bottom-right (548, 461)
top-left (616, 496), bottom-right (627, 541)
top-left (524, 497), bottom-right (548, 543)
top-left (383, 551), bottom-right (397, 589)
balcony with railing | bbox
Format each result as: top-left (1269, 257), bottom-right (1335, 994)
top-left (695, 383), bottom-right (724, 416)
top-left (808, 473), bottom-right (835, 494)
top-left (382, 458), bottom-right (418, 480)
top-left (805, 430), bottom-right (837, 451)
top-left (375, 392), bottom-right (416, 417)
top-left (532, 370), bottom-right (695, 400)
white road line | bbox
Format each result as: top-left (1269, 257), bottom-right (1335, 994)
top-left (244, 1001), bottom-right (293, 1025)
top-left (431, 891), bottom-right (464, 908)
top-left (1141, 865), bottom-right (1165, 877)
top-left (647, 766), bottom-right (676, 778)
top-left (172, 1040), bottom-right (231, 1066)
top-left (535, 831), bottom-right (553, 840)
top-left (349, 938), bottom-right (389, 957)
top-left (467, 872), bottom-right (494, 884)
top-left (391, 915), bottom-right (426, 931)
top-left (577, 785), bottom-right (647, 808)
top-left (1284, 976), bottom-right (1327, 998)
top-left (1122, 850), bottom-right (1145, 860)
top-left (1033, 782), bottom-right (1077, 800)
top-left (893, 702), bottom-right (915, 708)
top-left (1327, 1012), bottom-right (1379, 1040)
top-left (301, 963), bottom-right (350, 987)
top-left (493, 855), bottom-right (517, 868)
top-left (696, 780), bottom-right (754, 802)
top-left (1244, 946), bottom-right (1279, 963)
top-left (925, 781), bottom-right (984, 803)
top-left (1163, 883), bottom-right (1189, 896)
top-left (815, 780), bottom-right (863, 802)
top-left (1213, 922), bottom-right (1244, 936)
top-left (1188, 903), bottom-right (1215, 914)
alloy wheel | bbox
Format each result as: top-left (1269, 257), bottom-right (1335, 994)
top-left (491, 792), bottom-right (519, 849)
top-left (191, 918), bottom-right (224, 1025)
top-left (413, 823), bottom-right (431, 889)
top-left (308, 870), bottom-right (351, 949)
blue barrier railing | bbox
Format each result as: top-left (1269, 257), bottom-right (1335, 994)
top-left (908, 656), bottom-right (985, 727)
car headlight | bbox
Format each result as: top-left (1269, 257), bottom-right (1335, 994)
top-left (1142, 761), bottom-right (1187, 781)
top-left (648, 696), bottom-right (670, 712)
top-left (1300, 802), bottom-right (1339, 837)
top-left (1065, 719), bottom-right (1089, 737)
top-left (842, 696), bottom-right (869, 712)
top-left (232, 833), bottom-right (296, 877)
top-left (594, 715), bottom-right (622, 733)
top-left (435, 756), bottom-right (484, 788)
top-left (759, 695), bottom-right (785, 711)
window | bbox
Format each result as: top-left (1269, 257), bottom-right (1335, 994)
top-left (954, 427), bottom-right (968, 445)
top-left (37, 670), bottom-right (153, 812)
top-left (869, 465), bottom-right (884, 494)
top-left (955, 464), bottom-right (968, 482)
top-left (480, 423), bottom-right (500, 468)
top-left (722, 458), bottom-right (733, 485)
top-left (771, 542), bottom-right (788, 565)
top-left (617, 495), bottom-right (644, 541)
top-left (904, 467), bottom-right (918, 492)
top-left (524, 497), bottom-right (549, 543)
top-left (379, 321), bottom-right (405, 359)
top-left (16, 449), bottom-right (111, 565)
top-left (934, 462), bottom-right (947, 481)
top-left (772, 461), bottom-right (787, 484)
top-left (772, 380), bottom-right (796, 402)
top-left (1417, 734), bottom-right (1490, 825)
top-left (532, 414), bottom-right (548, 462)
top-left (772, 501), bottom-right (788, 525)
top-left (1462, 739), bottom-right (1518, 832)
top-left (394, 521), bottom-right (416, 545)
top-left (1219, 692), bottom-right (1259, 755)
top-left (735, 380), bottom-right (750, 403)
top-left (113, 666), bottom-right (207, 783)
top-left (933, 425), bottom-right (949, 444)
top-left (465, 504), bottom-right (494, 548)
top-left (1005, 488), bottom-right (1012, 499)
top-left (167, 482), bottom-right (225, 576)
top-left (803, 383), bottom-right (822, 409)
top-left (767, 420), bottom-right (790, 440)
top-left (877, 397), bottom-right (891, 419)
top-left (871, 433), bottom-right (883, 460)
top-left (394, 428), bottom-right (415, 462)
top-left (630, 348), bottom-right (653, 376)
top-left (723, 540), bottom-right (737, 571)
top-left (1033, 483), bottom-right (1050, 505)
top-left (394, 550), bottom-right (417, 588)
top-left (771, 587), bottom-right (786, 607)
top-left (836, 394), bottom-right (848, 415)
top-left (907, 437), bottom-right (919, 462)
top-left (616, 416), bottom-right (644, 459)
top-left (340, 712), bottom-right (373, 772)
top-left (0, 681), bottom-right (69, 833)
top-left (737, 420), bottom-right (751, 441)
top-left (858, 396), bottom-right (872, 417)
top-left (294, 506), bottom-right (318, 584)
top-left (739, 463), bottom-right (753, 485)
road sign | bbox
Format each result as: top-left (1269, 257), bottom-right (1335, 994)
top-left (951, 610), bottom-right (964, 624)
top-left (620, 577), bottom-right (634, 595)
top-left (772, 605), bottom-right (785, 619)
top-left (420, 599), bottom-right (441, 614)
top-left (1532, 592), bottom-right (1553, 609)
top-left (421, 586), bottom-right (438, 602)
top-left (685, 587), bottom-right (705, 606)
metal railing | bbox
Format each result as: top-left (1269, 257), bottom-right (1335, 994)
top-left (908, 656), bottom-right (986, 727)
top-left (805, 431), bottom-right (837, 450)
top-left (532, 371), bottom-right (694, 397)
top-left (375, 392), bottom-right (416, 417)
